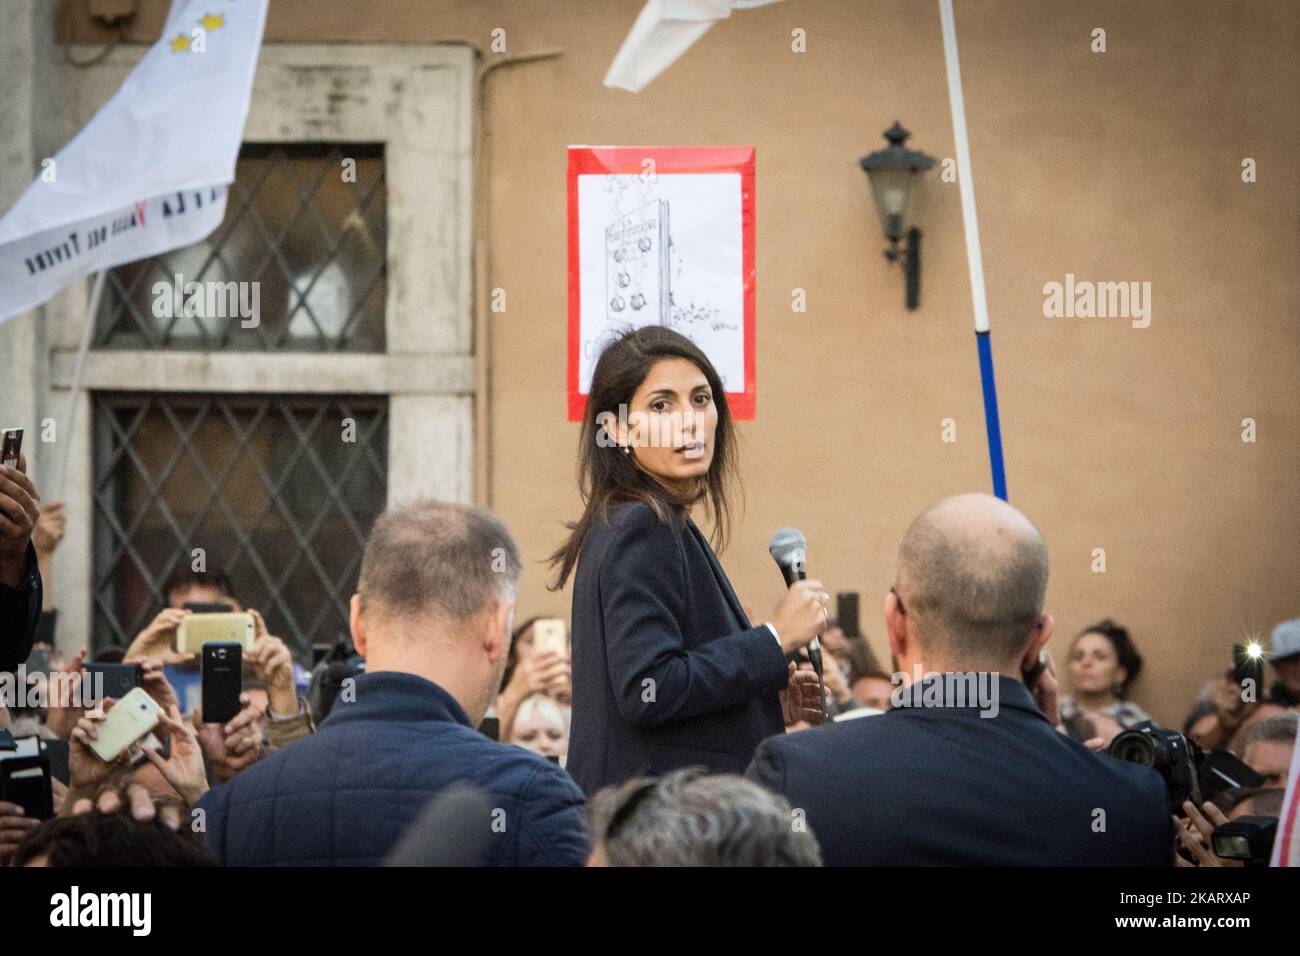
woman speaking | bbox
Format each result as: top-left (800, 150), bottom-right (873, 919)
top-left (550, 327), bottom-right (828, 795)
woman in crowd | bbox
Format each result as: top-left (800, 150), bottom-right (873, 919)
top-left (495, 616), bottom-right (572, 741)
top-left (1059, 619), bottom-right (1150, 745)
top-left (508, 692), bottom-right (571, 763)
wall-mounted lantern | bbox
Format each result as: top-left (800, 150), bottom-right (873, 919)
top-left (859, 121), bottom-right (935, 310)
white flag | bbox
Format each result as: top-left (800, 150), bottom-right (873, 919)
top-left (604, 0), bottom-right (786, 94)
top-left (0, 0), bottom-right (268, 324)
top-left (1271, 728), bottom-right (1300, 866)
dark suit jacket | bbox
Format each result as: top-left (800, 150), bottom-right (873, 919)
top-left (567, 499), bottom-right (789, 796)
top-left (0, 542), bottom-right (41, 673)
top-left (197, 671), bottom-right (590, 866)
top-left (747, 674), bottom-right (1172, 866)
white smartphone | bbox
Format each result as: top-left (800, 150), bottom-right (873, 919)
top-left (88, 687), bottom-right (163, 763)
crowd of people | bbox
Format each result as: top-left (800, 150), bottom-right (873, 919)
top-left (1, 453), bottom-right (1296, 867)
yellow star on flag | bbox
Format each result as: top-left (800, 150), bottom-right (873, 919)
top-left (170, 33), bottom-right (190, 53)
top-left (199, 13), bottom-right (225, 31)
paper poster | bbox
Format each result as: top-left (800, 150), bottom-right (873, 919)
top-left (567, 146), bottom-right (756, 421)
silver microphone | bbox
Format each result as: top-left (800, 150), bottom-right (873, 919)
top-left (768, 528), bottom-right (824, 673)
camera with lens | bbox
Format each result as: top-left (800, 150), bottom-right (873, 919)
top-left (1108, 721), bottom-right (1202, 812)
top-left (1107, 720), bottom-right (1264, 815)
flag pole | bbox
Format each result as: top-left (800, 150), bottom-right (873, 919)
top-left (58, 269), bottom-right (104, 499)
top-left (938, 0), bottom-right (1007, 501)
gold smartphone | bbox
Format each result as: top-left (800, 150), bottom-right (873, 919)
top-left (532, 618), bottom-right (567, 658)
top-left (177, 612), bottom-right (255, 655)
top-left (88, 688), bottom-right (162, 763)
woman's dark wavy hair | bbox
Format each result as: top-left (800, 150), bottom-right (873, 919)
top-left (1073, 618), bottom-right (1143, 696)
top-left (548, 326), bottom-right (740, 590)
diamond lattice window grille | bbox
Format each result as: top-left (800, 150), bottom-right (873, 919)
top-left (92, 392), bottom-right (388, 657)
top-left (93, 143), bottom-right (386, 352)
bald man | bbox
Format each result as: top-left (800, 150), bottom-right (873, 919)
top-left (746, 493), bottom-right (1172, 866)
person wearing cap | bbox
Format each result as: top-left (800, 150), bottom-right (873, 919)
top-left (1266, 617), bottom-right (1300, 708)
top-left (1199, 616), bottom-right (1300, 752)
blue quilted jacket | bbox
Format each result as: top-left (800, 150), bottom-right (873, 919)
top-left (196, 671), bottom-right (590, 866)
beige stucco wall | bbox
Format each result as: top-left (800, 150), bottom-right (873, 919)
top-left (60, 0), bottom-right (1300, 727)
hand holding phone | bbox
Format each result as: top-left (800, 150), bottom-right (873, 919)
top-left (83, 688), bottom-right (163, 764)
top-left (0, 430), bottom-right (39, 571)
top-left (528, 619), bottom-right (571, 698)
top-left (194, 691), bottom-right (260, 783)
top-left (125, 607), bottom-right (193, 664)
top-left (140, 705), bottom-right (210, 806)
top-left (64, 692), bottom-right (158, 808)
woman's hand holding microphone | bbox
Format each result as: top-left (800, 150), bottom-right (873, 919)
top-left (765, 579), bottom-right (830, 655)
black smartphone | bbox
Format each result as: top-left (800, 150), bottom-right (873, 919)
top-left (201, 641), bottom-right (243, 724)
top-left (183, 601), bottom-right (234, 614)
top-left (478, 717), bottom-right (500, 741)
top-left (1, 427), bottom-right (22, 469)
top-left (1200, 749), bottom-right (1265, 800)
top-left (84, 661), bottom-right (145, 702)
top-left (836, 592), bottom-right (861, 637)
top-left (0, 736), bottom-right (55, 821)
top-left (1022, 648), bottom-right (1049, 692)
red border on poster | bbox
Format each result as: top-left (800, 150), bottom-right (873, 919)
top-left (566, 146), bottom-right (756, 422)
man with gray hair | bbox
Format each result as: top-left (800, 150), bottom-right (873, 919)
top-left (197, 501), bottom-right (590, 866)
top-left (1241, 712), bottom-right (1298, 788)
top-left (587, 768), bottom-right (821, 866)
top-left (747, 493), bottom-right (1172, 865)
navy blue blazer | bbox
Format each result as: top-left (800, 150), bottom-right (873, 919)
top-left (197, 671), bottom-right (590, 866)
top-left (747, 675), bottom-right (1173, 866)
top-left (567, 499), bottom-right (789, 796)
